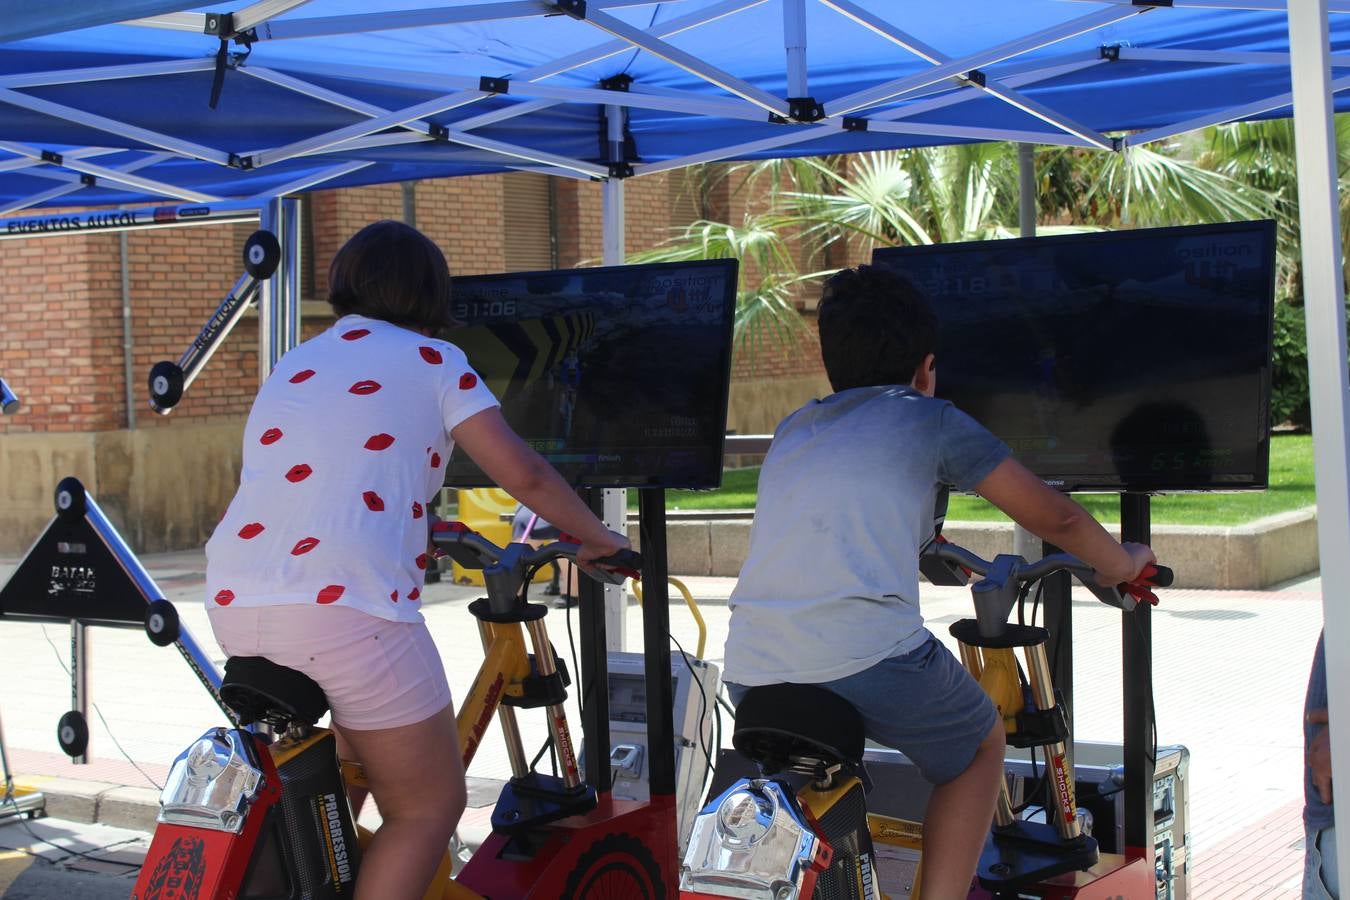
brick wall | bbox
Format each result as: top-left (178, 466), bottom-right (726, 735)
top-left (1, 167), bottom-right (822, 439)
top-left (1, 230), bottom-right (127, 434)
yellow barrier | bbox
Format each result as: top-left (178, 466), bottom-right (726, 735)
top-left (628, 576), bottom-right (707, 660)
top-left (450, 489), bottom-right (550, 587)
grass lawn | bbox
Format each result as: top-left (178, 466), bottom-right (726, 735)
top-left (646, 433), bottom-right (1315, 526)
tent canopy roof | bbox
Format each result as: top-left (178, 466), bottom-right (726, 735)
top-left (1, 0), bottom-right (1348, 211)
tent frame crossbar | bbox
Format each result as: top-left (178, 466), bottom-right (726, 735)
top-left (0, 1), bottom-right (1340, 216)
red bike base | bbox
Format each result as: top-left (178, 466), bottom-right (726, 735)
top-left (457, 793), bottom-right (679, 899)
top-left (968, 847), bottom-right (1155, 899)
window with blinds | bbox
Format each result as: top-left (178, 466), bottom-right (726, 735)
top-left (502, 173), bottom-right (555, 271)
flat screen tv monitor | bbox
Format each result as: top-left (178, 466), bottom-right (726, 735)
top-left (872, 221), bottom-right (1277, 492)
top-left (442, 259), bottom-right (738, 489)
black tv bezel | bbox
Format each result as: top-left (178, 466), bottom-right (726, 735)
top-left (442, 257), bottom-right (739, 490)
top-left (872, 220), bottom-right (1278, 494)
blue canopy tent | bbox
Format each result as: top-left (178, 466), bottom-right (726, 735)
top-left (2, 0), bottom-right (1349, 888)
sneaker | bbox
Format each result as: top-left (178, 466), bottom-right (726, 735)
top-left (552, 594), bottom-right (578, 609)
top-left (543, 582), bottom-right (561, 596)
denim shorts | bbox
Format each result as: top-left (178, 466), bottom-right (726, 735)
top-left (1306, 824), bottom-right (1340, 899)
top-left (727, 635), bottom-right (999, 785)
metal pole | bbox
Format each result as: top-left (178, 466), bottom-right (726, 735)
top-left (1288, 0), bottom-right (1350, 882)
top-left (1012, 143), bottom-right (1040, 564)
top-left (639, 488), bottom-right (676, 798)
top-left (401, 181), bottom-right (417, 227)
top-left (580, 488), bottom-right (612, 794)
top-left (1121, 493), bottom-right (1154, 859)
top-left (82, 491), bottom-right (230, 716)
top-left (280, 197), bottom-right (301, 355)
top-left (120, 231), bottom-right (136, 430)
top-left (257, 200), bottom-right (278, 382)
top-left (70, 621), bottom-right (88, 765)
top-left (784, 0), bottom-right (808, 98)
top-left (602, 103), bottom-right (628, 653)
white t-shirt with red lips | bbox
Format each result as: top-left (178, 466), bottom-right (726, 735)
top-left (205, 315), bottom-right (499, 623)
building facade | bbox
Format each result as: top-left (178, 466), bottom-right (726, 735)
top-left (0, 169), bottom-right (828, 553)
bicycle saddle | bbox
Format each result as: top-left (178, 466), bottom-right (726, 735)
top-left (733, 683), bottom-right (865, 778)
top-left (220, 656), bottom-right (329, 728)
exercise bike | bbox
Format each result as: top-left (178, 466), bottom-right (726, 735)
top-left (679, 534), bottom-right (1171, 900)
top-left (133, 524), bottom-right (661, 900)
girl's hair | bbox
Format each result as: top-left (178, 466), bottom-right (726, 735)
top-left (327, 220), bottom-right (454, 331)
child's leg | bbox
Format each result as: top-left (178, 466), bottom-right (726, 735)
top-left (818, 638), bottom-right (1003, 900)
top-left (917, 718), bottom-right (1005, 900)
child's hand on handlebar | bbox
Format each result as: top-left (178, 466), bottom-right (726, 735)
top-left (575, 530), bottom-right (633, 580)
top-left (1096, 542), bottom-right (1156, 588)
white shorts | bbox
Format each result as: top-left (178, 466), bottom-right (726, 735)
top-left (209, 604), bottom-right (453, 731)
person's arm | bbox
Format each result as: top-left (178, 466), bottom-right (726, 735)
top-left (449, 407), bottom-right (627, 566)
top-left (972, 456), bottom-right (1154, 585)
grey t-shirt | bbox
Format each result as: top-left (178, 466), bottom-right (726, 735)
top-left (723, 385), bottom-right (1011, 686)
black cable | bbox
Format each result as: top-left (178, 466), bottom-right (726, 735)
top-left (0, 792), bottom-right (143, 869)
top-left (1132, 613), bottom-right (1159, 766)
top-left (669, 634), bottom-right (713, 779)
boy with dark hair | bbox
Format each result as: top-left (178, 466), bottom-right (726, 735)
top-left (723, 264), bottom-right (1154, 899)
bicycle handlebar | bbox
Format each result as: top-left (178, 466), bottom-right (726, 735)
top-left (431, 521), bottom-right (643, 586)
top-left (922, 538), bottom-right (1172, 612)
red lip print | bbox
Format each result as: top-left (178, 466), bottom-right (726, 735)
top-left (430, 452), bottom-right (442, 468)
top-left (341, 328), bottom-right (371, 341)
top-left (420, 346), bottom-right (443, 365)
top-left (363, 491), bottom-right (385, 511)
top-left (390, 590), bottom-right (399, 603)
top-left (459, 373), bottom-right (478, 390)
top-left (285, 464), bottom-right (313, 483)
top-left (408, 588), bottom-right (421, 602)
top-left (260, 428), bottom-right (283, 445)
top-left (289, 369), bottom-right (315, 384)
top-left (364, 433), bottom-right (395, 451)
top-left (412, 502), bottom-right (423, 519)
top-left (349, 380), bottom-right (381, 395)
top-left (237, 523), bottom-right (265, 540)
top-left (316, 585), bottom-right (345, 604)
top-left (415, 553), bottom-right (428, 570)
top-left (214, 589), bottom-right (235, 606)
top-left (290, 537), bottom-right (320, 556)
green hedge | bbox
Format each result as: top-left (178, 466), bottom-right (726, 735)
top-left (1271, 297), bottom-right (1350, 429)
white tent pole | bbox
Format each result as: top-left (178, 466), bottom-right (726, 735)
top-left (784, 0), bottom-right (809, 98)
top-left (602, 103), bottom-right (627, 653)
top-left (1288, 0), bottom-right (1350, 884)
top-left (279, 196), bottom-right (301, 356)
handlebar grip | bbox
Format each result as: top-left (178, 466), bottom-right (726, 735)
top-left (594, 548), bottom-right (642, 570)
top-left (588, 548), bottom-right (643, 585)
top-left (1142, 564), bottom-right (1173, 588)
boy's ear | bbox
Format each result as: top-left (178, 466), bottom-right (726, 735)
top-left (912, 353), bottom-right (936, 395)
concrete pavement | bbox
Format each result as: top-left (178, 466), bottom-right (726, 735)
top-left (0, 550), bottom-right (1326, 898)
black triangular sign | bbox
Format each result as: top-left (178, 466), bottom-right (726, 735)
top-left (0, 511), bottom-right (151, 626)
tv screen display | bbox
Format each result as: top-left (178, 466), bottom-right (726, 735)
top-left (442, 259), bottom-right (738, 489)
top-left (872, 221), bottom-right (1276, 492)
